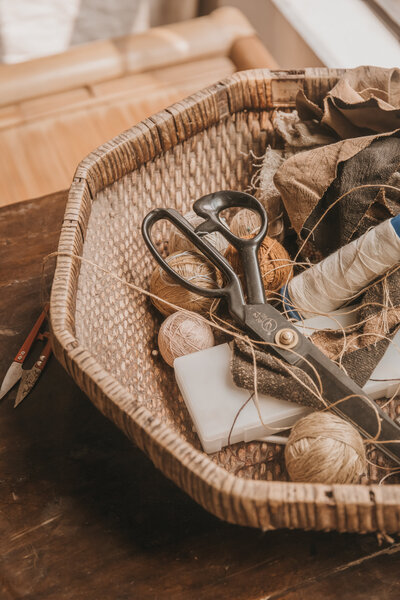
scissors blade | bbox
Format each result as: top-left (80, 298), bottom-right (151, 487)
top-left (14, 337), bottom-right (52, 407)
top-left (302, 342), bottom-right (400, 464)
top-left (244, 303), bottom-right (400, 466)
top-left (0, 362), bottom-right (23, 401)
top-left (14, 366), bottom-right (41, 407)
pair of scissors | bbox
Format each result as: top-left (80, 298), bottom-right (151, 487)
top-left (142, 190), bottom-right (400, 466)
top-left (0, 303), bottom-right (52, 407)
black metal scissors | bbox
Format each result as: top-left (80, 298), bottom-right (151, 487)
top-left (142, 190), bottom-right (400, 465)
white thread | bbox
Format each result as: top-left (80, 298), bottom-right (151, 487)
top-left (288, 218), bottom-right (400, 318)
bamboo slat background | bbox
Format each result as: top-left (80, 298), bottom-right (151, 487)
top-left (0, 7), bottom-right (278, 207)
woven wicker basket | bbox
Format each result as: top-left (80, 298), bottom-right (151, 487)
top-left (51, 69), bottom-right (400, 534)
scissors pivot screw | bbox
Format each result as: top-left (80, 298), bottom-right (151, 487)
top-left (275, 328), bottom-right (298, 349)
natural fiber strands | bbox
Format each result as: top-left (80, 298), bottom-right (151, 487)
top-left (285, 412), bottom-right (367, 484)
top-left (230, 209), bottom-right (261, 238)
top-left (158, 311), bottom-right (214, 366)
top-left (225, 235), bottom-right (293, 297)
top-left (150, 251), bottom-right (220, 316)
top-left (169, 210), bottom-right (229, 255)
top-left (252, 146), bottom-right (286, 241)
top-left (288, 217), bottom-right (400, 318)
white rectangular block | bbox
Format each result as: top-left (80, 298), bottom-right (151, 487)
top-left (174, 343), bottom-right (310, 453)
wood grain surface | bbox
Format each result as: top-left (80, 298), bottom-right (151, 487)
top-left (1, 193), bottom-right (400, 598)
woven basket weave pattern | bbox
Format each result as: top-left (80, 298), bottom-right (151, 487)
top-left (51, 70), bottom-right (400, 533)
top-left (75, 111), bottom-right (285, 478)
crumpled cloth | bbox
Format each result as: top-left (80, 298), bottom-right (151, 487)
top-left (231, 337), bottom-right (322, 410)
top-left (232, 67), bottom-right (400, 406)
top-left (274, 129), bottom-right (400, 242)
top-left (254, 110), bottom-right (336, 241)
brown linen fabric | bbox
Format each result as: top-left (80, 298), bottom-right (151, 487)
top-left (254, 111), bottom-right (337, 241)
top-left (274, 129), bottom-right (400, 238)
top-left (232, 68), bottom-right (400, 404)
top-left (297, 66), bottom-right (400, 138)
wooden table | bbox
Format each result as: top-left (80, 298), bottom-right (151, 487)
top-left (1, 193), bottom-right (400, 599)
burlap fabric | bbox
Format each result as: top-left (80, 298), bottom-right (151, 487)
top-left (233, 67), bottom-right (400, 404)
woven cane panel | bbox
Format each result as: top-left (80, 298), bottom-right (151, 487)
top-left (74, 110), bottom-right (290, 481)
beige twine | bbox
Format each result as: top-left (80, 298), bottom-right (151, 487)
top-left (229, 209), bottom-right (261, 238)
top-left (285, 412), bottom-right (367, 484)
top-left (150, 250), bottom-right (220, 316)
top-left (158, 311), bottom-right (214, 367)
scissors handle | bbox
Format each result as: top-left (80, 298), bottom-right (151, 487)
top-left (141, 207), bottom-right (247, 320)
top-left (193, 191), bottom-right (268, 306)
top-left (142, 191), bottom-right (269, 319)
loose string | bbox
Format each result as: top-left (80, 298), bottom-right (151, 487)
top-left (39, 184), bottom-right (400, 481)
top-left (43, 250), bottom-right (400, 459)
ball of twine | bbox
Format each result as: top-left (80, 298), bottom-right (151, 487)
top-left (169, 210), bottom-right (228, 255)
top-left (224, 235), bottom-right (293, 297)
top-left (158, 311), bottom-right (215, 366)
top-left (285, 412), bottom-right (367, 485)
top-left (230, 209), bottom-right (261, 238)
top-left (150, 251), bottom-right (220, 316)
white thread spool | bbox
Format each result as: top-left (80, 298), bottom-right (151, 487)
top-left (285, 216), bottom-right (400, 318)
top-left (169, 210), bottom-right (228, 255)
top-left (158, 311), bottom-right (214, 366)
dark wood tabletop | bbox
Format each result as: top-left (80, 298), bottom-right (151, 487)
top-left (1, 193), bottom-right (400, 600)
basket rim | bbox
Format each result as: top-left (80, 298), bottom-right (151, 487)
top-left (50, 68), bottom-right (400, 533)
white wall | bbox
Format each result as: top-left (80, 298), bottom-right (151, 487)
top-left (212, 0), bottom-right (400, 69)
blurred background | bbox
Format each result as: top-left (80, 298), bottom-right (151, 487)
top-left (2, 0), bottom-right (399, 67)
top-left (1, 0), bottom-right (399, 205)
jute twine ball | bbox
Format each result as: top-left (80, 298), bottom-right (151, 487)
top-left (158, 311), bottom-right (214, 366)
top-left (169, 210), bottom-right (228, 255)
top-left (230, 209), bottom-right (261, 238)
top-left (285, 412), bottom-right (367, 484)
top-left (150, 251), bottom-right (220, 316)
top-left (224, 235), bottom-right (293, 298)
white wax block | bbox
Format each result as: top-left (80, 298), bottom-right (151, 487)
top-left (174, 343), bottom-right (310, 454)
